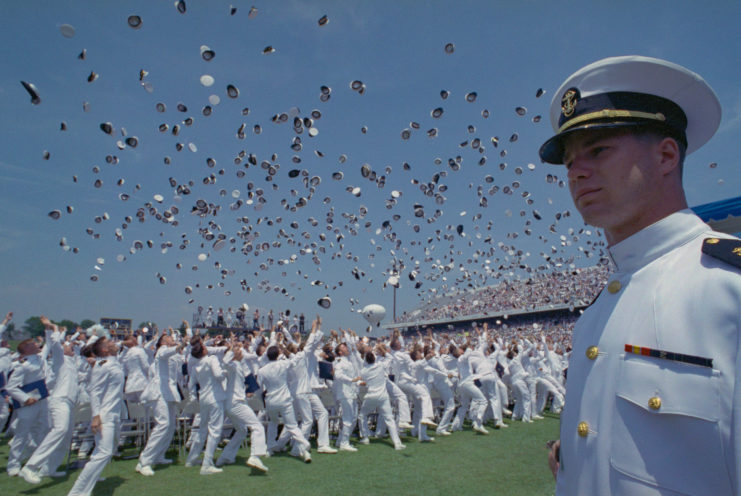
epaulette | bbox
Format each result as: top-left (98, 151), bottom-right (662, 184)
top-left (702, 237), bottom-right (741, 270)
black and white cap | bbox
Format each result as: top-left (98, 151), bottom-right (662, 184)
top-left (539, 55), bottom-right (721, 164)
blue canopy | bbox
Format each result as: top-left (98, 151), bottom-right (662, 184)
top-left (692, 195), bottom-right (741, 235)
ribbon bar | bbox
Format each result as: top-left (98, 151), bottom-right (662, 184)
top-left (624, 344), bottom-right (713, 368)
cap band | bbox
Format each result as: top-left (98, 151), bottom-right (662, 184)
top-left (557, 91), bottom-right (688, 139)
top-left (558, 109), bottom-right (667, 133)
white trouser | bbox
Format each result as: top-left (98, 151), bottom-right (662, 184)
top-left (0, 399), bottom-right (10, 433)
top-left (7, 398), bottom-right (49, 472)
top-left (535, 377), bottom-right (564, 414)
top-left (545, 373), bottom-right (566, 396)
top-left (430, 381), bottom-right (456, 432)
top-left (186, 400), bottom-right (224, 468)
top-left (511, 377), bottom-right (531, 421)
top-left (266, 399), bottom-right (310, 453)
top-left (26, 397), bottom-right (75, 474)
top-left (359, 393), bottom-right (402, 448)
top-left (497, 378), bottom-right (509, 408)
top-left (386, 380), bottom-right (411, 424)
top-left (479, 375), bottom-right (503, 423)
top-left (138, 398), bottom-right (177, 467)
top-left (398, 381), bottom-right (434, 420)
top-left (220, 401), bottom-right (267, 460)
top-left (410, 392), bottom-right (431, 441)
top-left (335, 396), bottom-right (358, 448)
top-left (67, 417), bottom-right (120, 496)
top-left (527, 378), bottom-right (538, 415)
top-left (295, 392), bottom-right (331, 449)
top-left (452, 380), bottom-right (486, 429)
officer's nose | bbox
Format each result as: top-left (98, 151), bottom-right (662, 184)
top-left (566, 154), bottom-right (593, 183)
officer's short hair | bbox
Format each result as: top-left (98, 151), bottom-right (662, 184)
top-left (17, 338), bottom-right (35, 355)
top-left (266, 345), bottom-right (280, 361)
top-left (92, 337), bottom-right (108, 357)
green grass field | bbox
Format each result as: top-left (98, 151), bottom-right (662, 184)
top-left (1, 415), bottom-right (558, 496)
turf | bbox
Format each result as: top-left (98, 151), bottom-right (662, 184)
top-left (1, 415), bottom-right (559, 496)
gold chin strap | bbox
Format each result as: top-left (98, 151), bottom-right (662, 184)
top-left (559, 109), bottom-right (667, 133)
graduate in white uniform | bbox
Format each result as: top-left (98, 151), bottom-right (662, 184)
top-left (449, 343), bottom-right (488, 434)
top-left (331, 340), bottom-right (362, 451)
top-left (20, 318), bottom-right (79, 483)
top-left (120, 335), bottom-right (150, 404)
top-left (184, 338), bottom-right (227, 474)
top-left (258, 345), bottom-right (312, 462)
top-left (389, 338), bottom-right (438, 436)
top-left (0, 312), bottom-right (13, 435)
top-left (541, 56), bottom-right (741, 495)
top-left (356, 351), bottom-right (406, 450)
top-left (6, 334), bottom-right (50, 476)
top-left (67, 337), bottom-right (124, 496)
top-left (424, 348), bottom-right (456, 436)
top-left (373, 343), bottom-right (414, 436)
top-left (136, 334), bottom-right (184, 476)
top-left (289, 317), bottom-right (337, 454)
top-left (504, 343), bottom-right (532, 423)
top-left (469, 327), bottom-right (506, 429)
top-left (217, 342), bottom-right (269, 472)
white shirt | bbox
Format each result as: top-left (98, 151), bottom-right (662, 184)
top-left (89, 356), bottom-right (124, 422)
top-left (258, 358), bottom-right (296, 405)
top-left (121, 345), bottom-right (150, 394)
top-left (7, 354), bottom-right (47, 405)
top-left (359, 362), bottom-right (388, 397)
top-left (47, 334), bottom-right (78, 402)
top-left (332, 356), bottom-right (358, 400)
top-left (189, 354), bottom-right (226, 405)
top-left (154, 346), bottom-right (181, 402)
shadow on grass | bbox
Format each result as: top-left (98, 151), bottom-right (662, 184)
top-left (19, 473), bottom-right (73, 493)
top-left (93, 475), bottom-right (126, 494)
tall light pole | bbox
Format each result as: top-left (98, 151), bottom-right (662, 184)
top-left (393, 282), bottom-right (397, 322)
top-left (391, 260), bottom-right (399, 322)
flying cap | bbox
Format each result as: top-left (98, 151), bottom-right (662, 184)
top-left (539, 55), bottom-right (721, 164)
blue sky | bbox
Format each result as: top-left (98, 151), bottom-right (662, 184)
top-left (1, 1), bottom-right (739, 335)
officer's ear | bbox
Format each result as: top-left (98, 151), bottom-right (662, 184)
top-left (656, 136), bottom-right (681, 177)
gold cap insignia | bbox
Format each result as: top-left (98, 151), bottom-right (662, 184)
top-left (561, 88), bottom-right (579, 118)
top-left (706, 238), bottom-right (720, 244)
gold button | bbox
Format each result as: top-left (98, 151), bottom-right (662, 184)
top-left (607, 280), bottom-right (622, 294)
top-left (648, 396), bottom-right (661, 410)
top-left (577, 421), bottom-right (589, 437)
top-left (585, 346), bottom-right (599, 360)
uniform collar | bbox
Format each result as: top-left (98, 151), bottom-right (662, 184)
top-left (608, 209), bottom-right (709, 273)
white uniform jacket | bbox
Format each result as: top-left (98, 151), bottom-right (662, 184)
top-left (89, 356), bottom-right (124, 422)
top-left (557, 211), bottom-right (741, 496)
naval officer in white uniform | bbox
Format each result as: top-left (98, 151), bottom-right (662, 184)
top-left (541, 56), bottom-right (741, 495)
